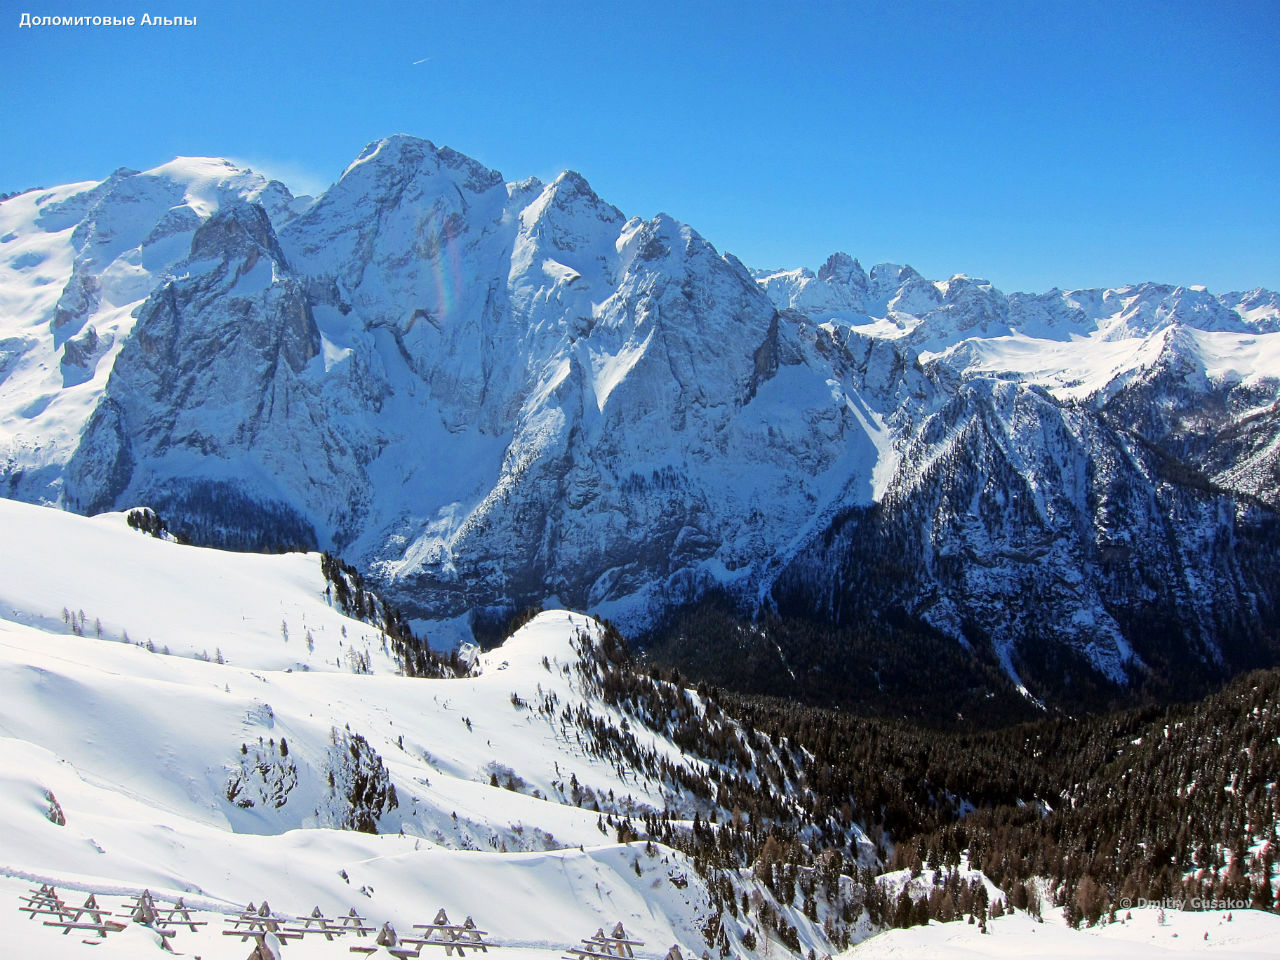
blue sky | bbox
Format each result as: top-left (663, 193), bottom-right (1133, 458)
top-left (3, 0), bottom-right (1277, 293)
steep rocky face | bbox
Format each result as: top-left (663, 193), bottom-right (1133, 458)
top-left (21, 139), bottom-right (899, 633)
top-left (769, 375), bottom-right (1279, 701)
top-left (2, 138), bottom-right (1279, 704)
top-left (759, 263), bottom-right (1280, 701)
top-left (65, 200), bottom-right (329, 549)
top-left (0, 157), bottom-right (302, 505)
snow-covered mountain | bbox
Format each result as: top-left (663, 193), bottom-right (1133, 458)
top-left (760, 259), bottom-right (1280, 696)
top-left (2, 137), bottom-right (1278, 701)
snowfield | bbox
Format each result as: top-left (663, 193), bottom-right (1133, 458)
top-left (845, 906), bottom-right (1280, 960)
top-left (0, 498), bottom-right (764, 958)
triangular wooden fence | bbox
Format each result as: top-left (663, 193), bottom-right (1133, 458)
top-left (20, 885), bottom-right (516, 955)
top-left (18, 885), bottom-right (70, 923)
top-left (111, 888), bottom-right (212, 951)
top-left (19, 885), bottom-right (224, 947)
top-left (400, 907), bottom-right (495, 957)
top-left (341, 905), bottom-right (375, 935)
top-left (223, 899), bottom-right (295, 944)
top-left (121, 888), bottom-right (161, 925)
top-left (374, 920), bottom-right (432, 959)
top-left (565, 922), bottom-right (646, 960)
top-left (563, 923), bottom-right (701, 960)
top-left (340, 905), bottom-right (378, 954)
top-left (155, 895), bottom-right (208, 933)
top-left (280, 904), bottom-right (349, 941)
top-left (39, 892), bottom-right (126, 940)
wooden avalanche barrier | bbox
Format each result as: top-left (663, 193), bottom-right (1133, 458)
top-left (565, 922), bottom-right (646, 960)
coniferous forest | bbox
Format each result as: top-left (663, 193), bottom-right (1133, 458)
top-left (581, 620), bottom-right (1280, 932)
top-left (721, 668), bottom-right (1279, 924)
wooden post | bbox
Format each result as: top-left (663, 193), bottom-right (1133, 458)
top-left (341, 906), bottom-right (376, 937)
top-left (125, 889), bottom-right (161, 926)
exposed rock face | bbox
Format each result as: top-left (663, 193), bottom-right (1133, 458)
top-left (2, 137), bottom-right (1278, 699)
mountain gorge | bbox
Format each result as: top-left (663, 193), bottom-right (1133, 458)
top-left (2, 135), bottom-right (1278, 710)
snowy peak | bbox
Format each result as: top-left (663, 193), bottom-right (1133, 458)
top-left (757, 259), bottom-right (867, 320)
top-left (475, 608), bottom-right (589, 674)
top-left (886, 267), bottom-right (943, 317)
top-left (867, 262), bottom-right (914, 300)
top-left (1145, 283), bottom-right (1257, 334)
top-left (0, 156), bottom-right (301, 506)
top-left (544, 169), bottom-right (619, 217)
top-left (1045, 281), bottom-right (1277, 340)
top-left (62, 156), bottom-right (296, 246)
top-left (284, 135), bottom-right (510, 287)
top-left (816, 250), bottom-right (867, 288)
top-left (905, 274), bottom-right (1012, 350)
top-left (189, 199), bottom-right (288, 266)
top-left (511, 170), bottom-right (625, 298)
top-left (341, 134), bottom-right (505, 195)
top-left (1224, 286), bottom-right (1280, 330)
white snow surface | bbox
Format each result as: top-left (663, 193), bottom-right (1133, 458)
top-left (0, 160), bottom-right (295, 490)
top-left (846, 906), bottom-right (1280, 960)
top-left (0, 497), bottom-right (774, 959)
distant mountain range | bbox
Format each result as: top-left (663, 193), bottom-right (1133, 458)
top-left (2, 135), bottom-right (1277, 708)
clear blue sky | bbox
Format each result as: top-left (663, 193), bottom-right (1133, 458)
top-left (3, 0), bottom-right (1277, 293)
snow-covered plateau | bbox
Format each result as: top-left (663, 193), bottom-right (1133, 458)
top-left (2, 136), bottom-right (1279, 700)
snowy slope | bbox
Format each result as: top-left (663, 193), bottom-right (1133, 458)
top-left (0, 498), bottom-right (842, 959)
top-left (0, 499), bottom-right (393, 671)
top-left (846, 907), bottom-right (1280, 960)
